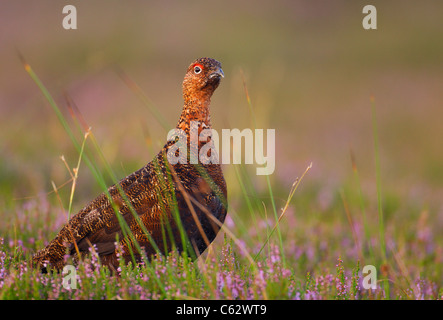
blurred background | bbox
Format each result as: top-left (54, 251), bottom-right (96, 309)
top-left (1, 1), bottom-right (442, 230)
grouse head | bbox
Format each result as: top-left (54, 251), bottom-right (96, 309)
top-left (182, 57), bottom-right (224, 101)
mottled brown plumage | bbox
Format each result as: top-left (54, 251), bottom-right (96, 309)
top-left (32, 57), bottom-right (227, 272)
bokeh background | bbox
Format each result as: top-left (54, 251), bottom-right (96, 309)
top-left (1, 1), bottom-right (443, 233)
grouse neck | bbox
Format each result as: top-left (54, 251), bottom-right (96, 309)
top-left (177, 98), bottom-right (212, 134)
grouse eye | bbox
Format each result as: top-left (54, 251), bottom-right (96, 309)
top-left (194, 65), bottom-right (202, 74)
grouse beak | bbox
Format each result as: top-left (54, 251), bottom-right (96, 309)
top-left (209, 67), bottom-right (224, 80)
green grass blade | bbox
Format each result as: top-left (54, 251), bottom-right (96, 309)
top-left (370, 96), bottom-right (389, 298)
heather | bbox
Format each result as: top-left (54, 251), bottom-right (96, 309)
top-left (1, 178), bottom-right (441, 299)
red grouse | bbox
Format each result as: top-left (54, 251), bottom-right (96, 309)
top-left (33, 57), bottom-right (227, 271)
